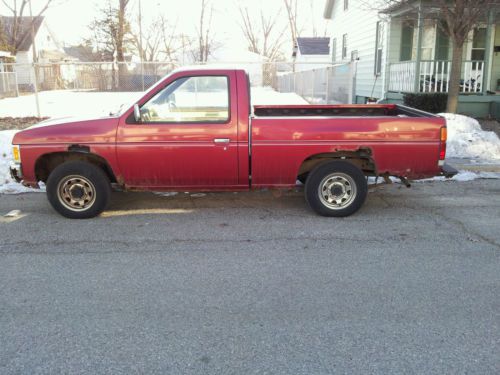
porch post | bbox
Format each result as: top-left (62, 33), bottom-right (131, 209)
top-left (413, 2), bottom-right (424, 92)
top-left (482, 10), bottom-right (495, 94)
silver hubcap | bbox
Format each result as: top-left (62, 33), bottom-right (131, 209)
top-left (57, 175), bottom-right (96, 211)
top-left (318, 173), bottom-right (357, 210)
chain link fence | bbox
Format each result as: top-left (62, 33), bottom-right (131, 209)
top-left (276, 63), bottom-right (355, 104)
top-left (0, 61), bottom-right (354, 117)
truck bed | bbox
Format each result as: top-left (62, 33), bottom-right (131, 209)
top-left (253, 104), bottom-right (439, 118)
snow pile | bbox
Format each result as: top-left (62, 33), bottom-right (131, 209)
top-left (420, 171), bottom-right (500, 183)
top-left (251, 87), bottom-right (308, 105)
top-left (441, 113), bottom-right (500, 161)
top-left (0, 88), bottom-right (307, 118)
top-left (0, 90), bottom-right (141, 118)
top-left (0, 130), bottom-right (34, 194)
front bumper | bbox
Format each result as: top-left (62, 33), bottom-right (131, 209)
top-left (9, 164), bottom-right (23, 183)
top-left (440, 163), bottom-right (459, 178)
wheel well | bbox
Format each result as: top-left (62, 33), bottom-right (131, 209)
top-left (297, 149), bottom-right (377, 181)
top-left (35, 152), bottom-right (117, 183)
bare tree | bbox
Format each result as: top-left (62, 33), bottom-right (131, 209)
top-left (86, 0), bottom-right (131, 89)
top-left (115, 0), bottom-right (129, 88)
top-left (195, 0), bottom-right (214, 62)
top-left (437, 0), bottom-right (497, 112)
top-left (0, 0), bottom-right (58, 54)
top-left (283, 0), bottom-right (299, 49)
top-left (371, 0), bottom-right (499, 113)
top-left (0, 18), bottom-right (9, 51)
top-left (131, 16), bottom-right (163, 62)
top-left (238, 5), bottom-right (287, 61)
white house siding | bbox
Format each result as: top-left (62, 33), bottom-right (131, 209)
top-left (13, 51), bottom-right (34, 86)
top-left (326, 0), bottom-right (387, 101)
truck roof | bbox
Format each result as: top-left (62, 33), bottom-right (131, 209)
top-left (169, 66), bottom-right (247, 75)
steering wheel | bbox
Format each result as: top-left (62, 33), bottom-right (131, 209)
top-left (140, 108), bottom-right (152, 122)
top-left (168, 101), bottom-right (177, 111)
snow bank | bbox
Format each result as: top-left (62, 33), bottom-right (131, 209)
top-left (0, 90), bottom-right (141, 118)
top-left (251, 87), bottom-right (308, 105)
top-left (0, 88), bottom-right (307, 118)
top-left (0, 130), bottom-right (35, 194)
top-left (440, 113), bottom-right (500, 161)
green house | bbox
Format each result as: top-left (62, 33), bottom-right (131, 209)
top-left (324, 0), bottom-right (500, 118)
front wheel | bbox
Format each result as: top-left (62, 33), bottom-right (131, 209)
top-left (46, 161), bottom-right (111, 219)
top-left (305, 161), bottom-right (367, 217)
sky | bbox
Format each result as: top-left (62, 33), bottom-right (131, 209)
top-left (0, 0), bottom-right (331, 55)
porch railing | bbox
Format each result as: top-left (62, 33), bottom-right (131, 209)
top-left (388, 60), bottom-right (484, 94)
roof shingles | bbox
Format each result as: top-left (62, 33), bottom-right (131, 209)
top-left (296, 37), bottom-right (330, 55)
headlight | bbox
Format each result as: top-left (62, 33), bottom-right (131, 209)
top-left (12, 145), bottom-right (21, 164)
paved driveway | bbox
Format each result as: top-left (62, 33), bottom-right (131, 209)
top-left (1, 180), bottom-right (499, 374)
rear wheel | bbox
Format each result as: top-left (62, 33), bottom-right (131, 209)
top-left (305, 161), bottom-right (367, 217)
top-left (46, 161), bottom-right (111, 219)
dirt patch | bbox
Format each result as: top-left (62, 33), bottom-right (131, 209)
top-left (0, 117), bottom-right (49, 131)
top-left (477, 119), bottom-right (500, 138)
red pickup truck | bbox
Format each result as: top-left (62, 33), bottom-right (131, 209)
top-left (10, 68), bottom-right (456, 218)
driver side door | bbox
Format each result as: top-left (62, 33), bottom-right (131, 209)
top-left (116, 72), bottom-right (240, 189)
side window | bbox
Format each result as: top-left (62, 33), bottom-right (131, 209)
top-left (140, 76), bottom-right (229, 123)
top-left (342, 34), bottom-right (348, 59)
top-left (400, 21), bottom-right (414, 61)
top-left (471, 27), bottom-right (486, 61)
top-left (374, 21), bottom-right (384, 76)
top-left (332, 37), bottom-right (337, 62)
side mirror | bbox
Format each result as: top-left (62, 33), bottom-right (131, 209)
top-left (133, 104), bottom-right (141, 122)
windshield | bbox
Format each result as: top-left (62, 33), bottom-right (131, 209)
top-left (109, 92), bottom-right (145, 117)
top-left (108, 71), bottom-right (176, 117)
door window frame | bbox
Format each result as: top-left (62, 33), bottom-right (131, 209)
top-left (126, 75), bottom-right (231, 125)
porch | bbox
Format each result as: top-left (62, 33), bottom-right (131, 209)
top-left (388, 60), bottom-right (488, 94)
top-left (384, 2), bottom-right (500, 102)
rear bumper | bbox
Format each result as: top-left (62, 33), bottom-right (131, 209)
top-left (440, 163), bottom-right (459, 178)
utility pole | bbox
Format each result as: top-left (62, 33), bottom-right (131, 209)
top-left (29, 0), bottom-right (41, 117)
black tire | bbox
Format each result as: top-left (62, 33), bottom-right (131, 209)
top-left (46, 161), bottom-right (111, 219)
top-left (305, 161), bottom-right (367, 217)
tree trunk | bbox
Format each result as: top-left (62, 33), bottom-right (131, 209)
top-left (446, 43), bottom-right (463, 113)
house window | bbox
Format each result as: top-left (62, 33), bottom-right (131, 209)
top-left (400, 21), bottom-right (414, 61)
top-left (471, 27), bottom-right (487, 60)
top-left (344, 0), bottom-right (348, 11)
top-left (342, 34), bottom-right (348, 59)
top-left (435, 23), bottom-right (450, 61)
top-left (332, 38), bottom-right (337, 61)
top-left (374, 21), bottom-right (384, 75)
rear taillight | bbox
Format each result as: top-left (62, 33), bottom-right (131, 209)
top-left (439, 126), bottom-right (447, 160)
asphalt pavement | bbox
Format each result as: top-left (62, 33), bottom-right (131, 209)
top-left (0, 180), bottom-right (499, 374)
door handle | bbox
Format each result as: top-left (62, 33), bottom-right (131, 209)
top-left (214, 138), bottom-right (230, 144)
